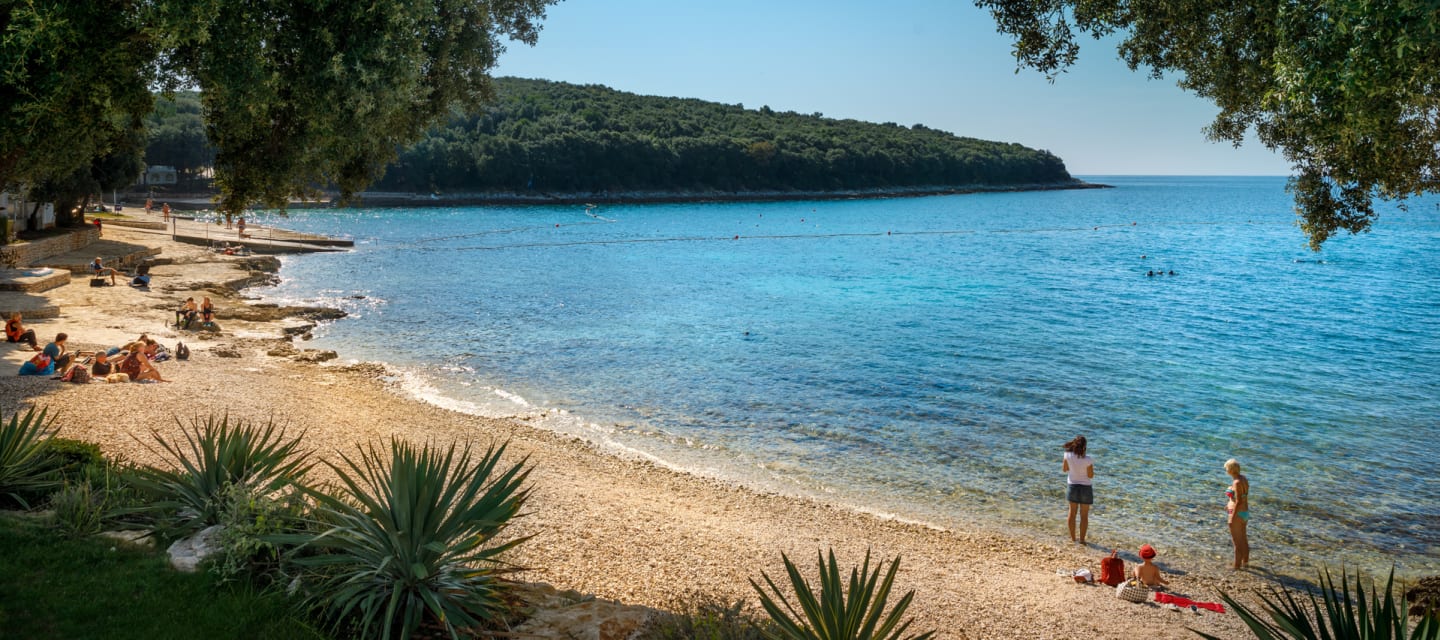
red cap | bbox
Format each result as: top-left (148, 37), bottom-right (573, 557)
top-left (1139, 544), bottom-right (1156, 559)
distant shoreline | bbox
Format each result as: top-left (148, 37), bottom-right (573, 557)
top-left (133, 180), bottom-right (1111, 211)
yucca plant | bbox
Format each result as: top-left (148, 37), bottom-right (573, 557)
top-left (0, 407), bottom-right (60, 508)
top-left (1197, 567), bottom-right (1440, 640)
top-left (751, 549), bottom-right (934, 640)
top-left (130, 414), bottom-right (311, 536)
top-left (283, 438), bottom-right (531, 640)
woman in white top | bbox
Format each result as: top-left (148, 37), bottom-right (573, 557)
top-left (1062, 435), bottom-right (1095, 544)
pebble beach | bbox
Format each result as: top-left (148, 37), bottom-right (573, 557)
top-left (1, 222), bottom-right (1278, 639)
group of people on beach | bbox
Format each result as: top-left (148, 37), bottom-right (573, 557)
top-left (1061, 435), bottom-right (1251, 587)
top-left (10, 319), bottom-right (173, 383)
top-left (175, 297), bottom-right (216, 330)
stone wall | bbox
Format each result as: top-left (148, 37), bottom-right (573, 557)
top-left (0, 228), bottom-right (99, 268)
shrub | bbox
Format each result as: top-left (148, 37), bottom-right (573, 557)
top-left (0, 407), bottom-right (60, 509)
top-left (211, 481), bottom-right (309, 585)
top-left (40, 437), bottom-right (105, 476)
top-left (284, 438), bottom-right (531, 640)
top-left (751, 549), bottom-right (934, 640)
top-left (641, 592), bottom-right (776, 640)
top-left (50, 481), bottom-right (109, 537)
top-left (1198, 567), bottom-right (1440, 640)
top-left (130, 414), bottom-right (311, 537)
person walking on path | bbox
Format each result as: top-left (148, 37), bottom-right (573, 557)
top-left (1225, 458), bottom-right (1250, 570)
top-left (161, 202), bottom-right (171, 221)
top-left (1062, 435), bottom-right (1095, 545)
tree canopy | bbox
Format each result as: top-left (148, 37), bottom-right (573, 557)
top-left (0, 0), bottom-right (553, 217)
top-left (371, 77), bottom-right (1075, 194)
top-left (977, 0), bottom-right (1440, 250)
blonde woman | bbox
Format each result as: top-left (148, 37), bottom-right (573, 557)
top-left (1225, 458), bottom-right (1250, 570)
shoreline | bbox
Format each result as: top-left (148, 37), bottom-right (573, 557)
top-left (126, 179), bottom-right (1110, 211)
top-left (0, 224), bottom-right (1279, 638)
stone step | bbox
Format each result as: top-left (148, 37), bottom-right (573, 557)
top-left (0, 267), bottom-right (71, 293)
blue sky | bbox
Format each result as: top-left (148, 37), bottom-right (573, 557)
top-left (494, 0), bottom-right (1292, 176)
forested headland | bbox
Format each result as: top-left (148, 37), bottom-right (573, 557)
top-left (144, 77), bottom-right (1089, 202)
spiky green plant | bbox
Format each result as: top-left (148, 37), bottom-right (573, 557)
top-left (0, 407), bottom-right (60, 508)
top-left (751, 549), bottom-right (934, 640)
top-left (130, 414), bottom-right (311, 536)
top-left (1196, 567), bottom-right (1440, 640)
top-left (283, 438), bottom-right (531, 640)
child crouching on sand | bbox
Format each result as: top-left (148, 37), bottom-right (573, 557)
top-left (1134, 544), bottom-right (1169, 589)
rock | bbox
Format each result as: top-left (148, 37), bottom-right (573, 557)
top-left (281, 323), bottom-right (316, 339)
top-left (267, 344), bottom-right (300, 357)
top-left (293, 349), bottom-right (338, 363)
top-left (1407, 576), bottom-right (1440, 618)
top-left (167, 525), bottom-right (225, 572)
top-left (212, 346), bottom-right (242, 358)
top-left (98, 530), bottom-right (155, 548)
top-left (511, 583), bottom-right (654, 640)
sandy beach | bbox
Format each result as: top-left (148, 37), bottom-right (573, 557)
top-left (0, 222), bottom-right (1272, 639)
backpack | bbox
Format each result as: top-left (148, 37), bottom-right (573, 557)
top-left (29, 353), bottom-right (52, 370)
top-left (90, 277), bottom-right (107, 287)
top-left (1099, 550), bottom-right (1126, 587)
top-left (63, 365), bottom-right (92, 384)
top-left (175, 342), bottom-right (190, 360)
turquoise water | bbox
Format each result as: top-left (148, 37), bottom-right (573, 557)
top-left (252, 177), bottom-right (1439, 577)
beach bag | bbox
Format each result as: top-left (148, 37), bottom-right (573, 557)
top-left (176, 342), bottom-right (190, 360)
top-left (90, 277), bottom-right (107, 287)
top-left (1116, 579), bottom-right (1150, 603)
top-left (1099, 550), bottom-right (1126, 587)
top-left (63, 365), bottom-right (92, 384)
top-left (29, 353), bottom-right (52, 370)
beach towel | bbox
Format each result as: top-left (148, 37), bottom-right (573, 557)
top-left (1153, 592), bottom-right (1226, 613)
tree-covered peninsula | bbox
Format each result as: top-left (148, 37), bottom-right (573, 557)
top-left (365, 77), bottom-right (1080, 197)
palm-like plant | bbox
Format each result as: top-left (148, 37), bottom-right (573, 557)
top-left (751, 549), bottom-right (934, 640)
top-left (285, 438), bottom-right (531, 640)
top-left (0, 407), bottom-right (60, 508)
top-left (1197, 567), bottom-right (1440, 640)
top-left (130, 414), bottom-right (311, 535)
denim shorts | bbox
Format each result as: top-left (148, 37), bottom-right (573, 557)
top-left (1068, 484), bottom-right (1094, 505)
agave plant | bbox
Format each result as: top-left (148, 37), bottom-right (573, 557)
top-left (751, 549), bottom-right (934, 640)
top-left (1198, 567), bottom-right (1440, 640)
top-left (0, 407), bottom-right (60, 508)
top-left (284, 438), bottom-right (531, 640)
top-left (130, 414), bottom-right (311, 535)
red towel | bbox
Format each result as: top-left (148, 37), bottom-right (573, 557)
top-left (1154, 592), bottom-right (1226, 613)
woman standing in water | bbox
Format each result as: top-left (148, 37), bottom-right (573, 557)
top-left (1225, 458), bottom-right (1250, 569)
top-left (1062, 435), bottom-right (1094, 544)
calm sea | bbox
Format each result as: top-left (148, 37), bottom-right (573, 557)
top-left (250, 176), bottom-right (1439, 577)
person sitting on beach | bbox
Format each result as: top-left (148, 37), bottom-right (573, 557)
top-left (115, 341), bottom-right (165, 382)
top-left (200, 296), bottom-right (216, 325)
top-left (176, 297), bottom-right (199, 329)
top-left (1133, 544), bottom-right (1169, 589)
top-left (43, 333), bottom-right (73, 372)
top-left (90, 350), bottom-right (114, 377)
top-left (89, 257), bottom-right (120, 285)
top-left (6, 312), bottom-right (40, 351)
top-left (130, 264), bottom-right (151, 288)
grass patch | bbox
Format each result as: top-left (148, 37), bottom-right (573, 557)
top-left (0, 511), bottom-right (327, 640)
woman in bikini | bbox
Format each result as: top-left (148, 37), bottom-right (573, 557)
top-left (116, 342), bottom-right (165, 382)
top-left (1225, 458), bottom-right (1249, 570)
top-left (200, 297), bottom-right (215, 324)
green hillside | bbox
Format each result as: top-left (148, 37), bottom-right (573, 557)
top-left (371, 77), bottom-right (1076, 194)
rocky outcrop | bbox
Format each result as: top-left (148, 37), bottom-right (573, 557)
top-left (1408, 576), bottom-right (1440, 618)
top-left (510, 583), bottom-right (653, 640)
